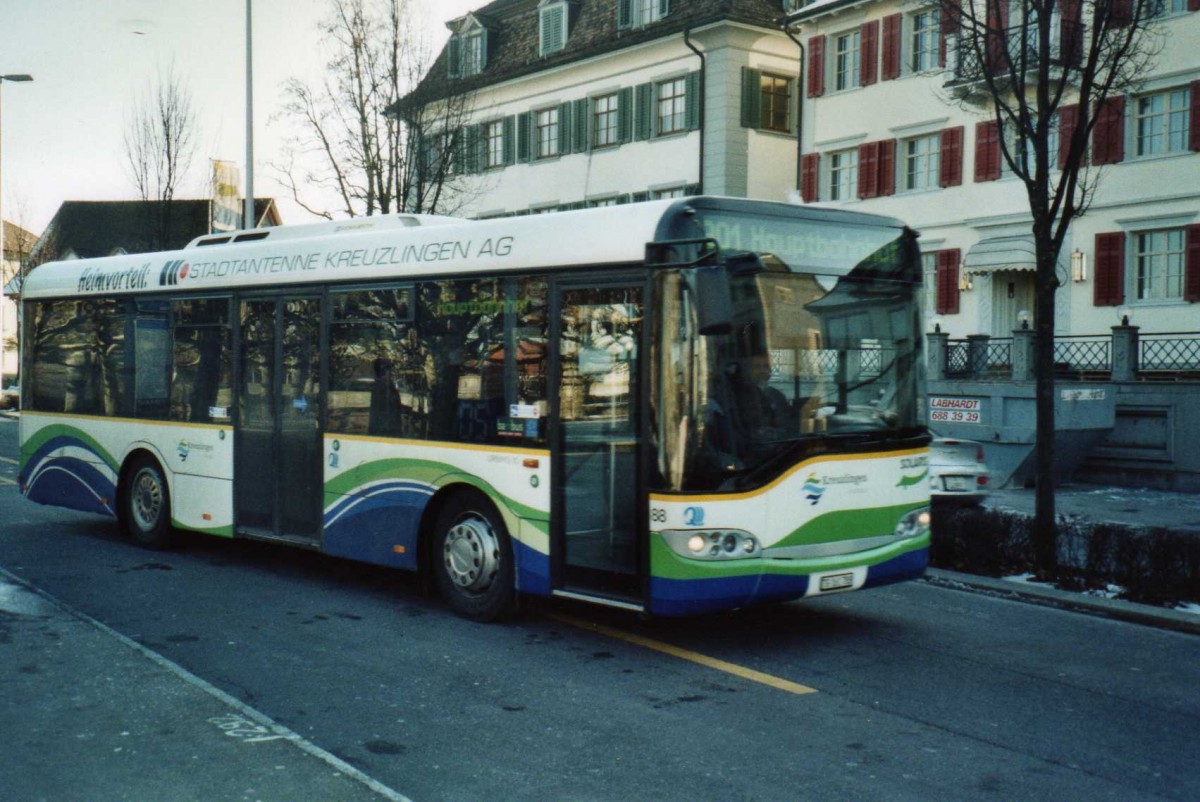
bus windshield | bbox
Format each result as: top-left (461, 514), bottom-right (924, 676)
top-left (653, 226), bottom-right (923, 492)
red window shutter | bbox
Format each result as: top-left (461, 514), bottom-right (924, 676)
top-left (878, 139), bottom-right (896, 196)
top-left (974, 121), bottom-right (1001, 182)
top-left (1058, 103), bottom-right (1079, 169)
top-left (1190, 80), bottom-right (1200, 152)
top-left (1186, 225), bottom-right (1200, 303)
top-left (936, 249), bottom-right (961, 315)
top-left (1190, 0), bottom-right (1200, 12)
top-left (939, 126), bottom-right (964, 187)
top-left (808, 36), bottom-right (826, 98)
top-left (1092, 96), bottom-right (1125, 165)
top-left (939, 4), bottom-right (959, 68)
top-left (858, 142), bottom-right (880, 199)
top-left (986, 0), bottom-right (1009, 74)
top-left (861, 21), bottom-right (879, 86)
top-left (1093, 232), bottom-right (1126, 307)
top-left (882, 14), bottom-right (902, 81)
top-left (801, 153), bottom-right (820, 203)
top-left (1107, 0), bottom-right (1133, 27)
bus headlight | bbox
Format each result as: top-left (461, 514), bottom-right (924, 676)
top-left (662, 529), bottom-right (760, 560)
top-left (894, 507), bottom-right (931, 540)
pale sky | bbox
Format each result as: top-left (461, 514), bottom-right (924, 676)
top-left (0, 0), bottom-right (481, 235)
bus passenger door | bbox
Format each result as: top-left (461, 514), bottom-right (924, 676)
top-left (552, 282), bottom-right (644, 602)
top-left (235, 296), bottom-right (324, 542)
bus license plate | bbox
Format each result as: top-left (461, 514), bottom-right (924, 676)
top-left (944, 476), bottom-right (972, 491)
top-left (819, 573), bottom-right (854, 592)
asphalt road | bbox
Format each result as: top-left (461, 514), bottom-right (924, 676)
top-left (2, 416), bottom-right (1199, 801)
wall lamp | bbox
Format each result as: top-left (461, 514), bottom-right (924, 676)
top-left (958, 269), bottom-right (974, 292)
top-left (1118, 306), bottom-right (1132, 327)
top-left (1017, 309), bottom-right (1030, 330)
top-left (1071, 249), bottom-right (1087, 282)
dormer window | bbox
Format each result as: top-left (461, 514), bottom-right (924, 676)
top-left (539, 0), bottom-right (573, 57)
top-left (782, 0), bottom-right (802, 12)
top-left (617, 0), bottom-right (669, 30)
top-left (447, 15), bottom-right (490, 79)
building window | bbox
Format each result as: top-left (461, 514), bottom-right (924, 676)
top-left (834, 30), bottom-right (861, 91)
top-left (620, 0), bottom-right (668, 28)
top-left (485, 120), bottom-right (504, 169)
top-left (463, 31), bottom-right (486, 76)
top-left (657, 77), bottom-right (687, 135)
top-left (1135, 88), bottom-right (1191, 157)
top-left (653, 185), bottom-right (687, 199)
top-left (539, 1), bottom-right (568, 57)
top-left (759, 74), bottom-right (792, 132)
top-left (588, 196), bottom-right (620, 207)
top-left (1135, 229), bottom-right (1185, 300)
top-left (910, 9), bottom-right (940, 73)
top-left (828, 149), bottom-right (859, 201)
top-left (536, 108), bottom-right (559, 159)
top-left (903, 134), bottom-right (940, 191)
top-left (593, 93), bottom-right (619, 148)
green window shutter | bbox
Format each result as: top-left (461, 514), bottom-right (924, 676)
top-left (517, 112), bottom-right (531, 162)
top-left (447, 36), bottom-right (461, 78)
top-left (631, 191), bottom-right (650, 202)
top-left (741, 67), bottom-right (761, 129)
top-left (479, 29), bottom-right (490, 70)
top-left (503, 116), bottom-right (516, 165)
top-left (635, 82), bottom-right (654, 140)
top-left (685, 71), bottom-right (701, 131)
top-left (618, 87), bottom-right (633, 143)
top-left (451, 129), bottom-right (465, 174)
top-left (575, 98), bottom-right (590, 152)
top-left (474, 124), bottom-right (488, 173)
top-left (617, 0), bottom-right (632, 29)
top-left (658, 0), bottom-right (670, 17)
top-left (558, 102), bottom-right (572, 155)
top-left (541, 6), bottom-right (565, 56)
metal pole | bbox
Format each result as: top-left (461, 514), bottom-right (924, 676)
top-left (243, 0), bottom-right (255, 230)
top-left (0, 74), bottom-right (32, 379)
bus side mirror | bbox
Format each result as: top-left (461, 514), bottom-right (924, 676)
top-left (683, 265), bottom-right (733, 336)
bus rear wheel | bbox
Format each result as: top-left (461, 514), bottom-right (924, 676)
top-left (121, 455), bottom-right (177, 549)
top-left (432, 490), bottom-right (515, 621)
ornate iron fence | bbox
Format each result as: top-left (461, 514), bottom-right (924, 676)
top-left (1140, 333), bottom-right (1200, 378)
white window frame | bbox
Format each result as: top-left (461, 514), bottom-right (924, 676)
top-left (634, 0), bottom-right (667, 26)
top-left (833, 29), bottom-right (861, 92)
top-left (909, 9), bottom-right (940, 74)
top-left (902, 133), bottom-right (940, 191)
top-left (485, 120), bottom-right (504, 169)
top-left (535, 107), bottom-right (560, 159)
top-left (827, 148), bottom-right (859, 201)
top-left (1133, 228), bottom-right (1186, 302)
top-left (593, 92), bottom-right (619, 148)
top-left (1134, 87), bottom-right (1192, 158)
top-left (657, 77), bottom-right (687, 136)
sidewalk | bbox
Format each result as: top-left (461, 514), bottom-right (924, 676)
top-left (0, 567), bottom-right (406, 802)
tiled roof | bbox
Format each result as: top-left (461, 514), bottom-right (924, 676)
top-left (398, 0), bottom-right (787, 109)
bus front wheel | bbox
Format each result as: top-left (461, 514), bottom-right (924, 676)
top-left (120, 455), bottom-right (177, 549)
top-left (432, 490), bottom-right (515, 621)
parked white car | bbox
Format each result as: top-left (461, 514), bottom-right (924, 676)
top-left (0, 381), bottom-right (18, 410)
top-left (930, 433), bottom-right (990, 505)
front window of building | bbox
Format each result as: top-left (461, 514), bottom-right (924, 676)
top-left (1136, 88), bottom-right (1191, 157)
top-left (1135, 229), bottom-right (1185, 300)
top-left (903, 134), bottom-right (940, 191)
top-left (486, 120), bottom-right (504, 169)
top-left (658, 77), bottom-right (687, 135)
top-left (828, 149), bottom-right (859, 200)
top-left (834, 30), bottom-right (861, 91)
top-left (536, 107), bottom-right (559, 159)
top-left (593, 93), bottom-right (619, 148)
top-left (911, 10), bottom-right (940, 72)
top-left (759, 74), bottom-right (792, 132)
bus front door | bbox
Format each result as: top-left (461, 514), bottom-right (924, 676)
top-left (553, 283), bottom-right (644, 602)
top-left (235, 296), bottom-right (324, 542)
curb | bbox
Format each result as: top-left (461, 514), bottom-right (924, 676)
top-left (925, 568), bottom-right (1200, 636)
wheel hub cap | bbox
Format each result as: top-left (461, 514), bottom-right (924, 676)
top-left (132, 469), bottom-right (163, 531)
top-left (443, 516), bottom-right (500, 592)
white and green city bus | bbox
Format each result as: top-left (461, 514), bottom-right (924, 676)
top-left (19, 197), bottom-right (931, 619)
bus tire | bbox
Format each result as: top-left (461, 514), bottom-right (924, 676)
top-left (432, 489), bottom-right (515, 622)
top-left (121, 455), bottom-right (177, 549)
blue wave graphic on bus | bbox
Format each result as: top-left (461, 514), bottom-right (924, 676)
top-left (802, 472), bottom-right (825, 506)
top-left (21, 436), bottom-right (118, 517)
top-left (322, 480), bottom-right (436, 570)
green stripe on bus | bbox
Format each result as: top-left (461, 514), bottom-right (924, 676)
top-left (22, 423), bottom-right (120, 471)
top-left (772, 502), bottom-right (926, 549)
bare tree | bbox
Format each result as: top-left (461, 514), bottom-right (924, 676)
top-left (942, 0), bottom-right (1165, 575)
top-left (122, 63), bottom-right (199, 247)
top-left (276, 0), bottom-right (477, 219)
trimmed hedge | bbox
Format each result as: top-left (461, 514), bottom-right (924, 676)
top-left (931, 506), bottom-right (1200, 608)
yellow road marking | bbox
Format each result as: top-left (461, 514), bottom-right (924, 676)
top-left (0, 456), bottom-right (18, 465)
top-left (551, 613), bottom-right (818, 696)
top-left (0, 477), bottom-right (16, 486)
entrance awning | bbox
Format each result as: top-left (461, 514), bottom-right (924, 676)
top-left (964, 236), bottom-right (1037, 273)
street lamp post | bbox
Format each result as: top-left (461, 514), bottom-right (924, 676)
top-left (0, 73), bottom-right (34, 381)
